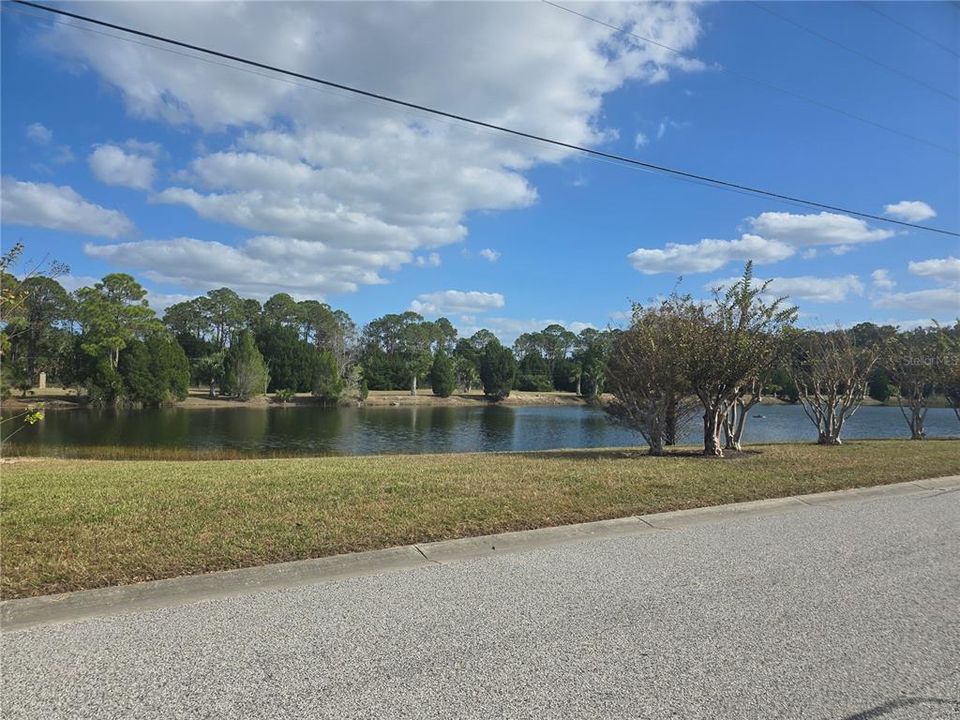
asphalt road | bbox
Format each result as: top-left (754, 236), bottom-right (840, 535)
top-left (3, 489), bottom-right (958, 719)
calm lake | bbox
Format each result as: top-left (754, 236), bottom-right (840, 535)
top-left (4, 403), bottom-right (958, 455)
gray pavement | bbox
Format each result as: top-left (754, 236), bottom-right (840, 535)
top-left (2, 487), bottom-right (959, 719)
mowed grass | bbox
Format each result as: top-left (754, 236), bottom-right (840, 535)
top-left (2, 440), bottom-right (959, 599)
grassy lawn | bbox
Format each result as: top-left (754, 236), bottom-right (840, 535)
top-left (2, 440), bottom-right (958, 599)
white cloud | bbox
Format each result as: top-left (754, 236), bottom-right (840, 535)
top-left (457, 316), bottom-right (595, 345)
top-left (479, 248), bottom-right (501, 262)
top-left (629, 233), bottom-right (794, 274)
top-left (145, 291), bottom-right (195, 313)
top-left (629, 209), bottom-right (897, 276)
top-left (873, 288), bottom-right (960, 316)
top-left (634, 131), bottom-right (649, 148)
top-left (870, 269), bottom-right (895, 291)
top-left (52, 145), bottom-right (75, 165)
top-left (655, 117), bottom-right (688, 140)
top-left (748, 211), bottom-right (894, 247)
top-left (84, 235), bottom-right (405, 299)
top-left (414, 252), bottom-right (441, 268)
top-left (26, 123), bottom-right (52, 145)
top-left (39, 2), bottom-right (704, 293)
top-left (88, 145), bottom-right (156, 190)
top-left (908, 256), bottom-right (960, 286)
top-left (708, 274), bottom-right (864, 303)
top-left (1, 176), bottom-right (134, 238)
top-left (410, 290), bottom-right (505, 317)
top-left (122, 139), bottom-right (162, 157)
top-left (24, 123), bottom-right (73, 166)
top-left (884, 200), bottom-right (936, 223)
top-left (56, 274), bottom-right (101, 293)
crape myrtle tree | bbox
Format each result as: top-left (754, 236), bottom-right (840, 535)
top-left (686, 263), bottom-right (797, 456)
top-left (480, 339), bottom-right (517, 401)
top-left (605, 295), bottom-right (696, 456)
top-left (886, 328), bottom-right (940, 440)
top-left (790, 328), bottom-right (884, 445)
top-left (939, 322), bottom-right (960, 423)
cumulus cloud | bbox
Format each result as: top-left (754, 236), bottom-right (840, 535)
top-left (457, 316), bottom-right (595, 345)
top-left (26, 123), bottom-right (52, 145)
top-left (89, 144), bottom-right (156, 190)
top-left (629, 210), bottom-right (897, 276)
top-left (870, 269), bottom-right (895, 292)
top-left (24, 123), bottom-right (73, 166)
top-left (479, 248), bottom-right (501, 262)
top-left (1, 176), bottom-right (134, 238)
top-left (873, 288), bottom-right (960, 315)
top-left (748, 211), bottom-right (894, 247)
top-left (38, 2), bottom-right (704, 294)
top-left (84, 235), bottom-right (406, 299)
top-left (871, 257), bottom-right (959, 319)
top-left (629, 234), bottom-right (793, 274)
top-left (410, 290), bottom-right (505, 316)
top-left (634, 131), bottom-right (649, 148)
top-left (708, 274), bottom-right (864, 303)
top-left (908, 256), bottom-right (960, 285)
top-left (884, 200), bottom-right (936, 222)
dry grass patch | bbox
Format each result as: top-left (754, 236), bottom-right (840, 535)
top-left (2, 440), bottom-right (958, 599)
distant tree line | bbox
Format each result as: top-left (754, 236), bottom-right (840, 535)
top-left (2, 256), bottom-right (958, 451)
top-left (0, 261), bottom-right (611, 407)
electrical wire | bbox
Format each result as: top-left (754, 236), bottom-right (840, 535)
top-left (750, 1), bottom-right (959, 103)
top-left (862, 3), bottom-right (960, 59)
top-left (11, 0), bottom-right (960, 238)
top-left (543, 0), bottom-right (958, 155)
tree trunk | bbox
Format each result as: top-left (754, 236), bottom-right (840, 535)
top-left (817, 431), bottom-right (842, 445)
top-left (703, 408), bottom-right (723, 457)
top-left (648, 432), bottom-right (665, 456)
top-left (910, 410), bottom-right (925, 440)
top-left (664, 400), bottom-right (678, 446)
top-left (723, 409), bottom-right (741, 451)
top-left (410, 374), bottom-right (417, 396)
top-left (576, 374), bottom-right (582, 397)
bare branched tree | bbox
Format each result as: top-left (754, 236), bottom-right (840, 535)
top-left (887, 329), bottom-right (942, 440)
top-left (790, 329), bottom-right (884, 445)
top-left (933, 322), bottom-right (960, 426)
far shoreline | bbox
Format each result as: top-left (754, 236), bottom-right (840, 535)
top-left (0, 387), bottom-right (932, 413)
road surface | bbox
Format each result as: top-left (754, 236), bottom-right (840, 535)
top-left (3, 488), bottom-right (958, 719)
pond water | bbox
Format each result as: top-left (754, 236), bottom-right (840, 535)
top-left (3, 403), bottom-right (958, 455)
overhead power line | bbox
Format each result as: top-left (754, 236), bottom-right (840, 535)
top-left (750, 1), bottom-right (959, 103)
top-left (12, 0), bottom-right (959, 238)
top-left (862, 3), bottom-right (960, 59)
top-left (543, 0), bottom-right (958, 156)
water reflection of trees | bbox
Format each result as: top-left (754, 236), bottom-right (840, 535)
top-left (478, 406), bottom-right (515, 450)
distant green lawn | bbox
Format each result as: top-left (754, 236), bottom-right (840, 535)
top-left (3, 440), bottom-right (958, 599)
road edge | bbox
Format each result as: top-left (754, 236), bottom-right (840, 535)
top-left (3, 475), bottom-right (957, 632)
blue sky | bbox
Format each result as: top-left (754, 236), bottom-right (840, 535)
top-left (2, 1), bottom-right (958, 342)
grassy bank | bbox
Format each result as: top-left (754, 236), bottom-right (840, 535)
top-left (2, 440), bottom-right (958, 599)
